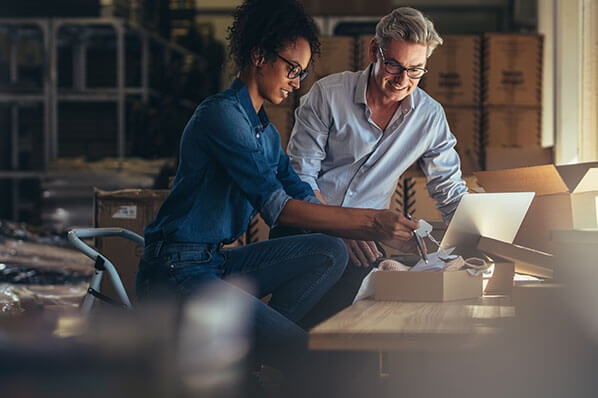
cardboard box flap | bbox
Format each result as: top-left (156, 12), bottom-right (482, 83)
top-left (569, 168), bottom-right (598, 194)
top-left (94, 188), bottom-right (170, 200)
top-left (474, 165), bottom-right (569, 195)
top-left (554, 161), bottom-right (598, 192)
top-left (477, 236), bottom-right (554, 278)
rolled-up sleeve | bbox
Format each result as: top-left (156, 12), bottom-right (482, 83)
top-left (287, 82), bottom-right (331, 192)
top-left (197, 100), bottom-right (291, 226)
top-left (276, 149), bottom-right (321, 203)
top-left (419, 108), bottom-right (468, 224)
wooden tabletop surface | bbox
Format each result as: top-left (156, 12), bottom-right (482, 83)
top-left (308, 295), bottom-right (514, 352)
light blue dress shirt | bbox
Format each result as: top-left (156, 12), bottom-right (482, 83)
top-left (288, 65), bottom-right (467, 223)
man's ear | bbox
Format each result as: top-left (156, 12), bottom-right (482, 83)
top-left (251, 48), bottom-right (265, 67)
top-left (368, 38), bottom-right (380, 64)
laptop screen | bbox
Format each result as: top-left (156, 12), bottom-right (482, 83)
top-left (440, 192), bottom-right (535, 250)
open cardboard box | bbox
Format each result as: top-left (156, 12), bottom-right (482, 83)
top-left (475, 162), bottom-right (598, 253)
top-left (374, 268), bottom-right (483, 302)
top-left (374, 251), bottom-right (515, 302)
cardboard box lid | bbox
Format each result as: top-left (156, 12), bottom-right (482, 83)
top-left (94, 188), bottom-right (170, 200)
top-left (483, 147), bottom-right (553, 172)
top-left (475, 164), bottom-right (568, 195)
top-left (557, 165), bottom-right (598, 194)
top-left (477, 236), bottom-right (554, 278)
top-left (475, 162), bottom-right (598, 196)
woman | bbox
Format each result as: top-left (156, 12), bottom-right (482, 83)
top-left (136, 0), bottom-right (417, 364)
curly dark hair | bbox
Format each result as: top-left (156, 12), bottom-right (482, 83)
top-left (227, 0), bottom-right (320, 72)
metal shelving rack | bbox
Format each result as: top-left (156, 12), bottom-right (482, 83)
top-left (0, 17), bottom-right (201, 222)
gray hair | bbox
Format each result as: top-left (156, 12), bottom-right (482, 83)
top-left (375, 7), bottom-right (443, 58)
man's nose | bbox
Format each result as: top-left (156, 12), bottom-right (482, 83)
top-left (396, 69), bottom-right (409, 85)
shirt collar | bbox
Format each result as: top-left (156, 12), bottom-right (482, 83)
top-left (354, 64), bottom-right (416, 112)
top-left (354, 65), bottom-right (370, 105)
top-left (230, 77), bottom-right (268, 129)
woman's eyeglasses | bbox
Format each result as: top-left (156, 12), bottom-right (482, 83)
top-left (276, 54), bottom-right (309, 81)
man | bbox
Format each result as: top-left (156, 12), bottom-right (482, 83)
top-left (285, 7), bottom-right (468, 328)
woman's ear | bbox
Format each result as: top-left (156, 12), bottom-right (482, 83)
top-left (251, 48), bottom-right (265, 68)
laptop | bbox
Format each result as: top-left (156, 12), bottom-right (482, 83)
top-left (439, 192), bottom-right (535, 251)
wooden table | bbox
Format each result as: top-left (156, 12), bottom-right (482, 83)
top-left (309, 295), bottom-right (515, 352)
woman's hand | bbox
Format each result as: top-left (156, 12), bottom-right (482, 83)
top-left (371, 210), bottom-right (419, 241)
top-left (380, 236), bottom-right (422, 254)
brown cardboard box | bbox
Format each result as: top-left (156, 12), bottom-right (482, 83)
top-left (484, 147), bottom-right (552, 171)
top-left (394, 175), bottom-right (482, 222)
top-left (357, 35), bottom-right (374, 70)
top-left (445, 106), bottom-right (481, 174)
top-left (551, 229), bottom-right (598, 282)
top-left (264, 102), bottom-right (294, 153)
top-left (477, 236), bottom-right (553, 279)
top-left (94, 189), bottom-right (247, 300)
top-left (94, 189), bottom-right (169, 300)
top-left (512, 282), bottom-right (564, 318)
top-left (483, 34), bottom-right (543, 106)
top-left (299, 36), bottom-right (355, 96)
top-left (405, 176), bottom-right (443, 221)
top-left (482, 254), bottom-right (515, 295)
top-left (422, 35), bottom-right (481, 106)
top-left (375, 269), bottom-right (482, 301)
top-left (245, 214), bottom-right (270, 244)
top-left (475, 162), bottom-right (598, 253)
top-left (483, 106), bottom-right (541, 147)
top-left (299, 0), bottom-right (390, 15)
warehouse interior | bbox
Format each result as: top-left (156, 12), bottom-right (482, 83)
top-left (1, 0), bottom-right (598, 397)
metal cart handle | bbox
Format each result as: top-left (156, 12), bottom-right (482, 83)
top-left (68, 228), bottom-right (144, 314)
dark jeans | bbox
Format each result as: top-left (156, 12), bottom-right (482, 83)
top-left (270, 225), bottom-right (371, 330)
top-left (135, 232), bottom-right (348, 370)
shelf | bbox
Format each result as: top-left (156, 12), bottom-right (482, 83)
top-left (0, 171), bottom-right (45, 179)
top-left (0, 93), bottom-right (46, 102)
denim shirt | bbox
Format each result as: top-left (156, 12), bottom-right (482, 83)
top-left (144, 78), bottom-right (319, 245)
top-left (288, 66), bottom-right (467, 223)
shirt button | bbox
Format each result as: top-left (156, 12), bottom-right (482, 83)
top-left (348, 191), bottom-right (353, 196)
top-left (256, 133), bottom-right (260, 138)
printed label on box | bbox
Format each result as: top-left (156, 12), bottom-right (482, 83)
top-left (112, 205), bottom-right (137, 219)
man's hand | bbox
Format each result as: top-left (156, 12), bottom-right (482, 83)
top-left (344, 240), bottom-right (382, 267)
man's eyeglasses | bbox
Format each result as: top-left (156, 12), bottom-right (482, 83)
top-left (277, 54), bottom-right (309, 81)
top-left (378, 46), bottom-right (427, 79)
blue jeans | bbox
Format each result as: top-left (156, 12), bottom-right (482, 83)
top-left (135, 233), bottom-right (348, 368)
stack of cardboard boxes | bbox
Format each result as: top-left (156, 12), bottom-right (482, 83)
top-left (357, 35), bottom-right (373, 70)
top-left (299, 36), bottom-right (356, 96)
top-left (389, 33), bottom-right (551, 222)
top-left (263, 101), bottom-right (295, 153)
top-left (422, 35), bottom-right (482, 175)
top-left (264, 36), bottom-right (358, 156)
top-left (482, 34), bottom-right (551, 170)
top-left (299, 0), bottom-right (390, 16)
